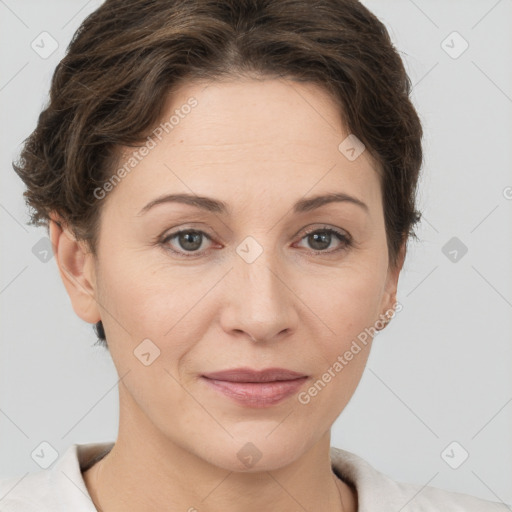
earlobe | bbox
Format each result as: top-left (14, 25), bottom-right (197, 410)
top-left (49, 213), bottom-right (101, 324)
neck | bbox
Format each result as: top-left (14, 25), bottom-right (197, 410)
top-left (83, 386), bottom-right (357, 512)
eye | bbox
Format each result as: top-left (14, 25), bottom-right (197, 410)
top-left (161, 229), bottom-right (213, 257)
top-left (295, 226), bottom-right (352, 254)
top-left (159, 225), bottom-right (352, 258)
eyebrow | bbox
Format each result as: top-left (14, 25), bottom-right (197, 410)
top-left (137, 192), bottom-right (369, 216)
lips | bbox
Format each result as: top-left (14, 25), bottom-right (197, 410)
top-left (201, 367), bottom-right (308, 407)
top-left (202, 368), bottom-right (307, 382)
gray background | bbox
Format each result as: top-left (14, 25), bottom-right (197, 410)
top-left (1, 0), bottom-right (511, 506)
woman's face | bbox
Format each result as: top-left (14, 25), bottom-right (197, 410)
top-left (85, 78), bottom-right (402, 471)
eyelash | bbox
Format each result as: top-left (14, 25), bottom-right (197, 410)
top-left (159, 225), bottom-right (352, 258)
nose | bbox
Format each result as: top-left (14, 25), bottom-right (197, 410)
top-left (219, 243), bottom-right (298, 344)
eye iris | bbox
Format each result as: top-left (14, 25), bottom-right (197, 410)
top-left (179, 231), bottom-right (202, 251)
top-left (309, 231), bottom-right (331, 250)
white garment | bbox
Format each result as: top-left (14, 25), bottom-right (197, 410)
top-left (0, 442), bottom-right (507, 511)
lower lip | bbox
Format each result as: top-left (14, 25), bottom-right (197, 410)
top-left (201, 377), bottom-right (308, 407)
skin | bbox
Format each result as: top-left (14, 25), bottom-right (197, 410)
top-left (50, 77), bottom-right (405, 512)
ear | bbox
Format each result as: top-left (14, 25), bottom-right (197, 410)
top-left (380, 240), bottom-right (406, 315)
top-left (49, 213), bottom-right (101, 324)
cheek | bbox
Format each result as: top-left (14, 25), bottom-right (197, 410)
top-left (294, 274), bottom-right (380, 417)
top-left (96, 253), bottom-right (217, 362)
top-left (293, 264), bottom-right (384, 402)
top-left (305, 263), bottom-right (385, 341)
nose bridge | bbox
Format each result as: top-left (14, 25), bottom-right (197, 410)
top-left (240, 245), bottom-right (282, 303)
top-left (223, 234), bottom-right (296, 341)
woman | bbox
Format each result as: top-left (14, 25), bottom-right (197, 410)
top-left (1, 0), bottom-right (507, 510)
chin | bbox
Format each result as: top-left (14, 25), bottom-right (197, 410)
top-left (192, 426), bottom-right (314, 473)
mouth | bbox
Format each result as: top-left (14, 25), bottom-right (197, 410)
top-left (200, 368), bottom-right (309, 407)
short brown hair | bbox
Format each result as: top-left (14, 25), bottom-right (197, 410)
top-left (13, 0), bottom-right (423, 348)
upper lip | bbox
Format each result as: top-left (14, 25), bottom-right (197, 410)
top-left (202, 368), bottom-right (308, 383)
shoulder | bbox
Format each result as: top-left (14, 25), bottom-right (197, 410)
top-left (0, 469), bottom-right (51, 511)
top-left (329, 446), bottom-right (509, 512)
top-left (0, 442), bottom-right (114, 511)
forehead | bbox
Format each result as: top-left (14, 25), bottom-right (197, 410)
top-left (106, 78), bottom-right (382, 218)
